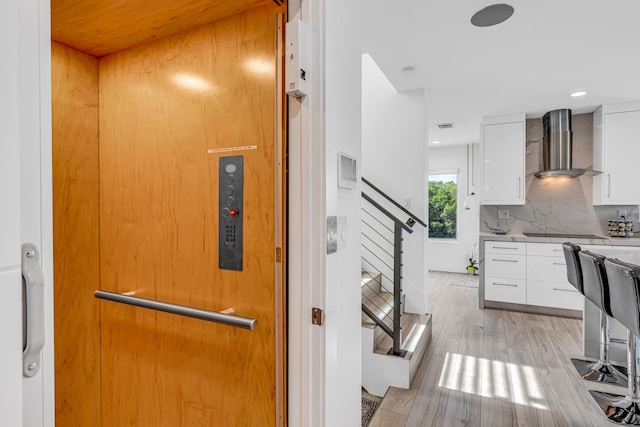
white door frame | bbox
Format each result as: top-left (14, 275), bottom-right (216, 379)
top-left (17, 0), bottom-right (55, 425)
top-left (0, 0), bottom-right (25, 424)
top-left (287, 0), bottom-right (327, 426)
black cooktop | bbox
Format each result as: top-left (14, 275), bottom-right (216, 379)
top-left (522, 232), bottom-right (606, 239)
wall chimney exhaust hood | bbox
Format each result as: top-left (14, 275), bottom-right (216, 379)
top-left (534, 108), bottom-right (601, 179)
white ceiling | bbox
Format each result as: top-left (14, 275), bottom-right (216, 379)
top-left (363, 0), bottom-right (640, 147)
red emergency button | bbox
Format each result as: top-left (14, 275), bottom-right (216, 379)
top-left (229, 208), bottom-right (239, 217)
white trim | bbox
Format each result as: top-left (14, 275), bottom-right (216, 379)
top-left (427, 239), bottom-right (459, 244)
top-left (1, 0), bottom-right (23, 424)
top-left (19, 0), bottom-right (53, 424)
top-left (287, 5), bottom-right (305, 427)
top-left (428, 168), bottom-right (460, 176)
top-left (287, 1), bottom-right (326, 426)
top-left (308, 0), bottom-right (327, 424)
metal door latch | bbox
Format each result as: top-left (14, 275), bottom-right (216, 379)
top-left (22, 243), bottom-right (45, 378)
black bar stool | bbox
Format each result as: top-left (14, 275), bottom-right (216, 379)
top-left (562, 243), bottom-right (627, 386)
top-left (578, 250), bottom-right (628, 386)
top-left (592, 258), bottom-right (640, 425)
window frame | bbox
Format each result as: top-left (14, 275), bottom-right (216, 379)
top-left (427, 169), bottom-right (459, 241)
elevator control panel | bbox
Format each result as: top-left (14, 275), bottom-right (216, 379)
top-left (219, 155), bottom-right (243, 271)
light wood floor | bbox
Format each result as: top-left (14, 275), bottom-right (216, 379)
top-left (368, 271), bottom-right (626, 427)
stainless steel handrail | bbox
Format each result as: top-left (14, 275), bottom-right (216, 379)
top-left (94, 290), bottom-right (257, 330)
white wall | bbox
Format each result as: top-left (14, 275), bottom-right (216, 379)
top-left (323, 0), bottom-right (363, 425)
top-left (361, 54), bottom-right (426, 314)
top-left (426, 145), bottom-right (480, 273)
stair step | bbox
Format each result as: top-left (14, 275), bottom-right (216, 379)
top-left (361, 313), bottom-right (433, 397)
top-left (362, 291), bottom-right (393, 327)
top-left (361, 271), bottom-right (382, 294)
top-left (373, 313), bottom-right (427, 359)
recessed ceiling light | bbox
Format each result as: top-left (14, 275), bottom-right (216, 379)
top-left (401, 66), bottom-right (416, 77)
top-left (432, 141), bottom-right (441, 144)
top-left (471, 3), bottom-right (514, 27)
top-left (570, 91), bottom-right (588, 97)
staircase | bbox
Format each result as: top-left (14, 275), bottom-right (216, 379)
top-left (361, 271), bottom-right (432, 397)
top-left (360, 177), bottom-right (432, 397)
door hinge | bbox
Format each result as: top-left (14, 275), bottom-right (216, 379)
top-left (311, 307), bottom-right (323, 326)
top-left (276, 247), bottom-right (282, 263)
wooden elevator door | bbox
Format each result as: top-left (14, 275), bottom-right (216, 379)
top-left (52, 4), bottom-right (286, 426)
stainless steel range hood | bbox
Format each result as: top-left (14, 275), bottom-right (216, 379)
top-left (534, 108), bottom-right (601, 178)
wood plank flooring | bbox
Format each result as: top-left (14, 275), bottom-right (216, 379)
top-left (368, 271), bottom-right (625, 427)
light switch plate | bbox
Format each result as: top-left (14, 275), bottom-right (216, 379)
top-left (327, 216), bottom-right (337, 254)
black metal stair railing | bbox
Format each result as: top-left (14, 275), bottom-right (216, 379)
top-left (362, 177), bottom-right (427, 228)
top-left (360, 178), bottom-right (426, 356)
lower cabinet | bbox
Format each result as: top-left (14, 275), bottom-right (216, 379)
top-left (526, 281), bottom-right (582, 310)
top-left (526, 243), bottom-right (582, 310)
top-left (485, 277), bottom-right (526, 304)
top-left (484, 241), bottom-right (583, 311)
top-left (484, 242), bottom-right (526, 304)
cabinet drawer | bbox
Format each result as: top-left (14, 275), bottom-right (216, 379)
top-left (526, 242), bottom-right (565, 257)
top-left (485, 277), bottom-right (526, 304)
top-left (526, 255), bottom-right (569, 283)
top-left (527, 280), bottom-right (583, 310)
top-left (485, 241), bottom-right (526, 255)
top-left (485, 254), bottom-right (526, 279)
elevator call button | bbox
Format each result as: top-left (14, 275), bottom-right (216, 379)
top-left (218, 156), bottom-right (243, 271)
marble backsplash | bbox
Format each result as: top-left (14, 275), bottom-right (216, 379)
top-left (480, 112), bottom-right (639, 236)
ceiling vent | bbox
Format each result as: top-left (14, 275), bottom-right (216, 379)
top-left (437, 122), bottom-right (454, 129)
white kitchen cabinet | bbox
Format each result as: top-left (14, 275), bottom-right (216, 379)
top-left (484, 241), bottom-right (526, 304)
top-left (480, 114), bottom-right (526, 205)
top-left (485, 254), bottom-right (526, 279)
top-left (485, 240), bottom-right (527, 255)
top-left (593, 101), bottom-right (640, 205)
top-left (485, 277), bottom-right (527, 305)
top-left (526, 243), bottom-right (583, 310)
top-left (483, 241), bottom-right (583, 311)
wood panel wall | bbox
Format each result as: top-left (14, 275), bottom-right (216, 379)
top-left (97, 4), bottom-right (284, 425)
top-left (52, 0), bottom-right (273, 57)
top-left (51, 41), bottom-right (101, 427)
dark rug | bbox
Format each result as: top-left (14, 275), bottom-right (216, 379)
top-left (361, 397), bottom-right (379, 426)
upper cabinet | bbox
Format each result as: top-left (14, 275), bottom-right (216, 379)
top-left (480, 113), bottom-right (526, 205)
top-left (593, 101), bottom-right (640, 205)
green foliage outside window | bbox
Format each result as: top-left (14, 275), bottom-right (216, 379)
top-left (428, 178), bottom-right (457, 239)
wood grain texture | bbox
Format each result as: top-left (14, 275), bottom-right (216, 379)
top-left (369, 409), bottom-right (409, 427)
top-left (379, 386), bottom-right (418, 416)
top-left (524, 322), bottom-right (564, 369)
top-left (404, 354), bottom-right (449, 427)
top-left (375, 272), bottom-right (618, 427)
top-left (98, 5), bottom-right (285, 426)
top-left (480, 335), bottom-right (517, 427)
top-left (502, 310), bottom-right (533, 352)
top-left (274, 13), bottom-right (287, 425)
top-left (51, 41), bottom-right (101, 427)
top-left (52, 0), bottom-right (273, 57)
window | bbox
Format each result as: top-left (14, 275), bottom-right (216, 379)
top-left (428, 173), bottom-right (457, 239)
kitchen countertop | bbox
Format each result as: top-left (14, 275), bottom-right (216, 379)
top-left (480, 232), bottom-right (640, 247)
